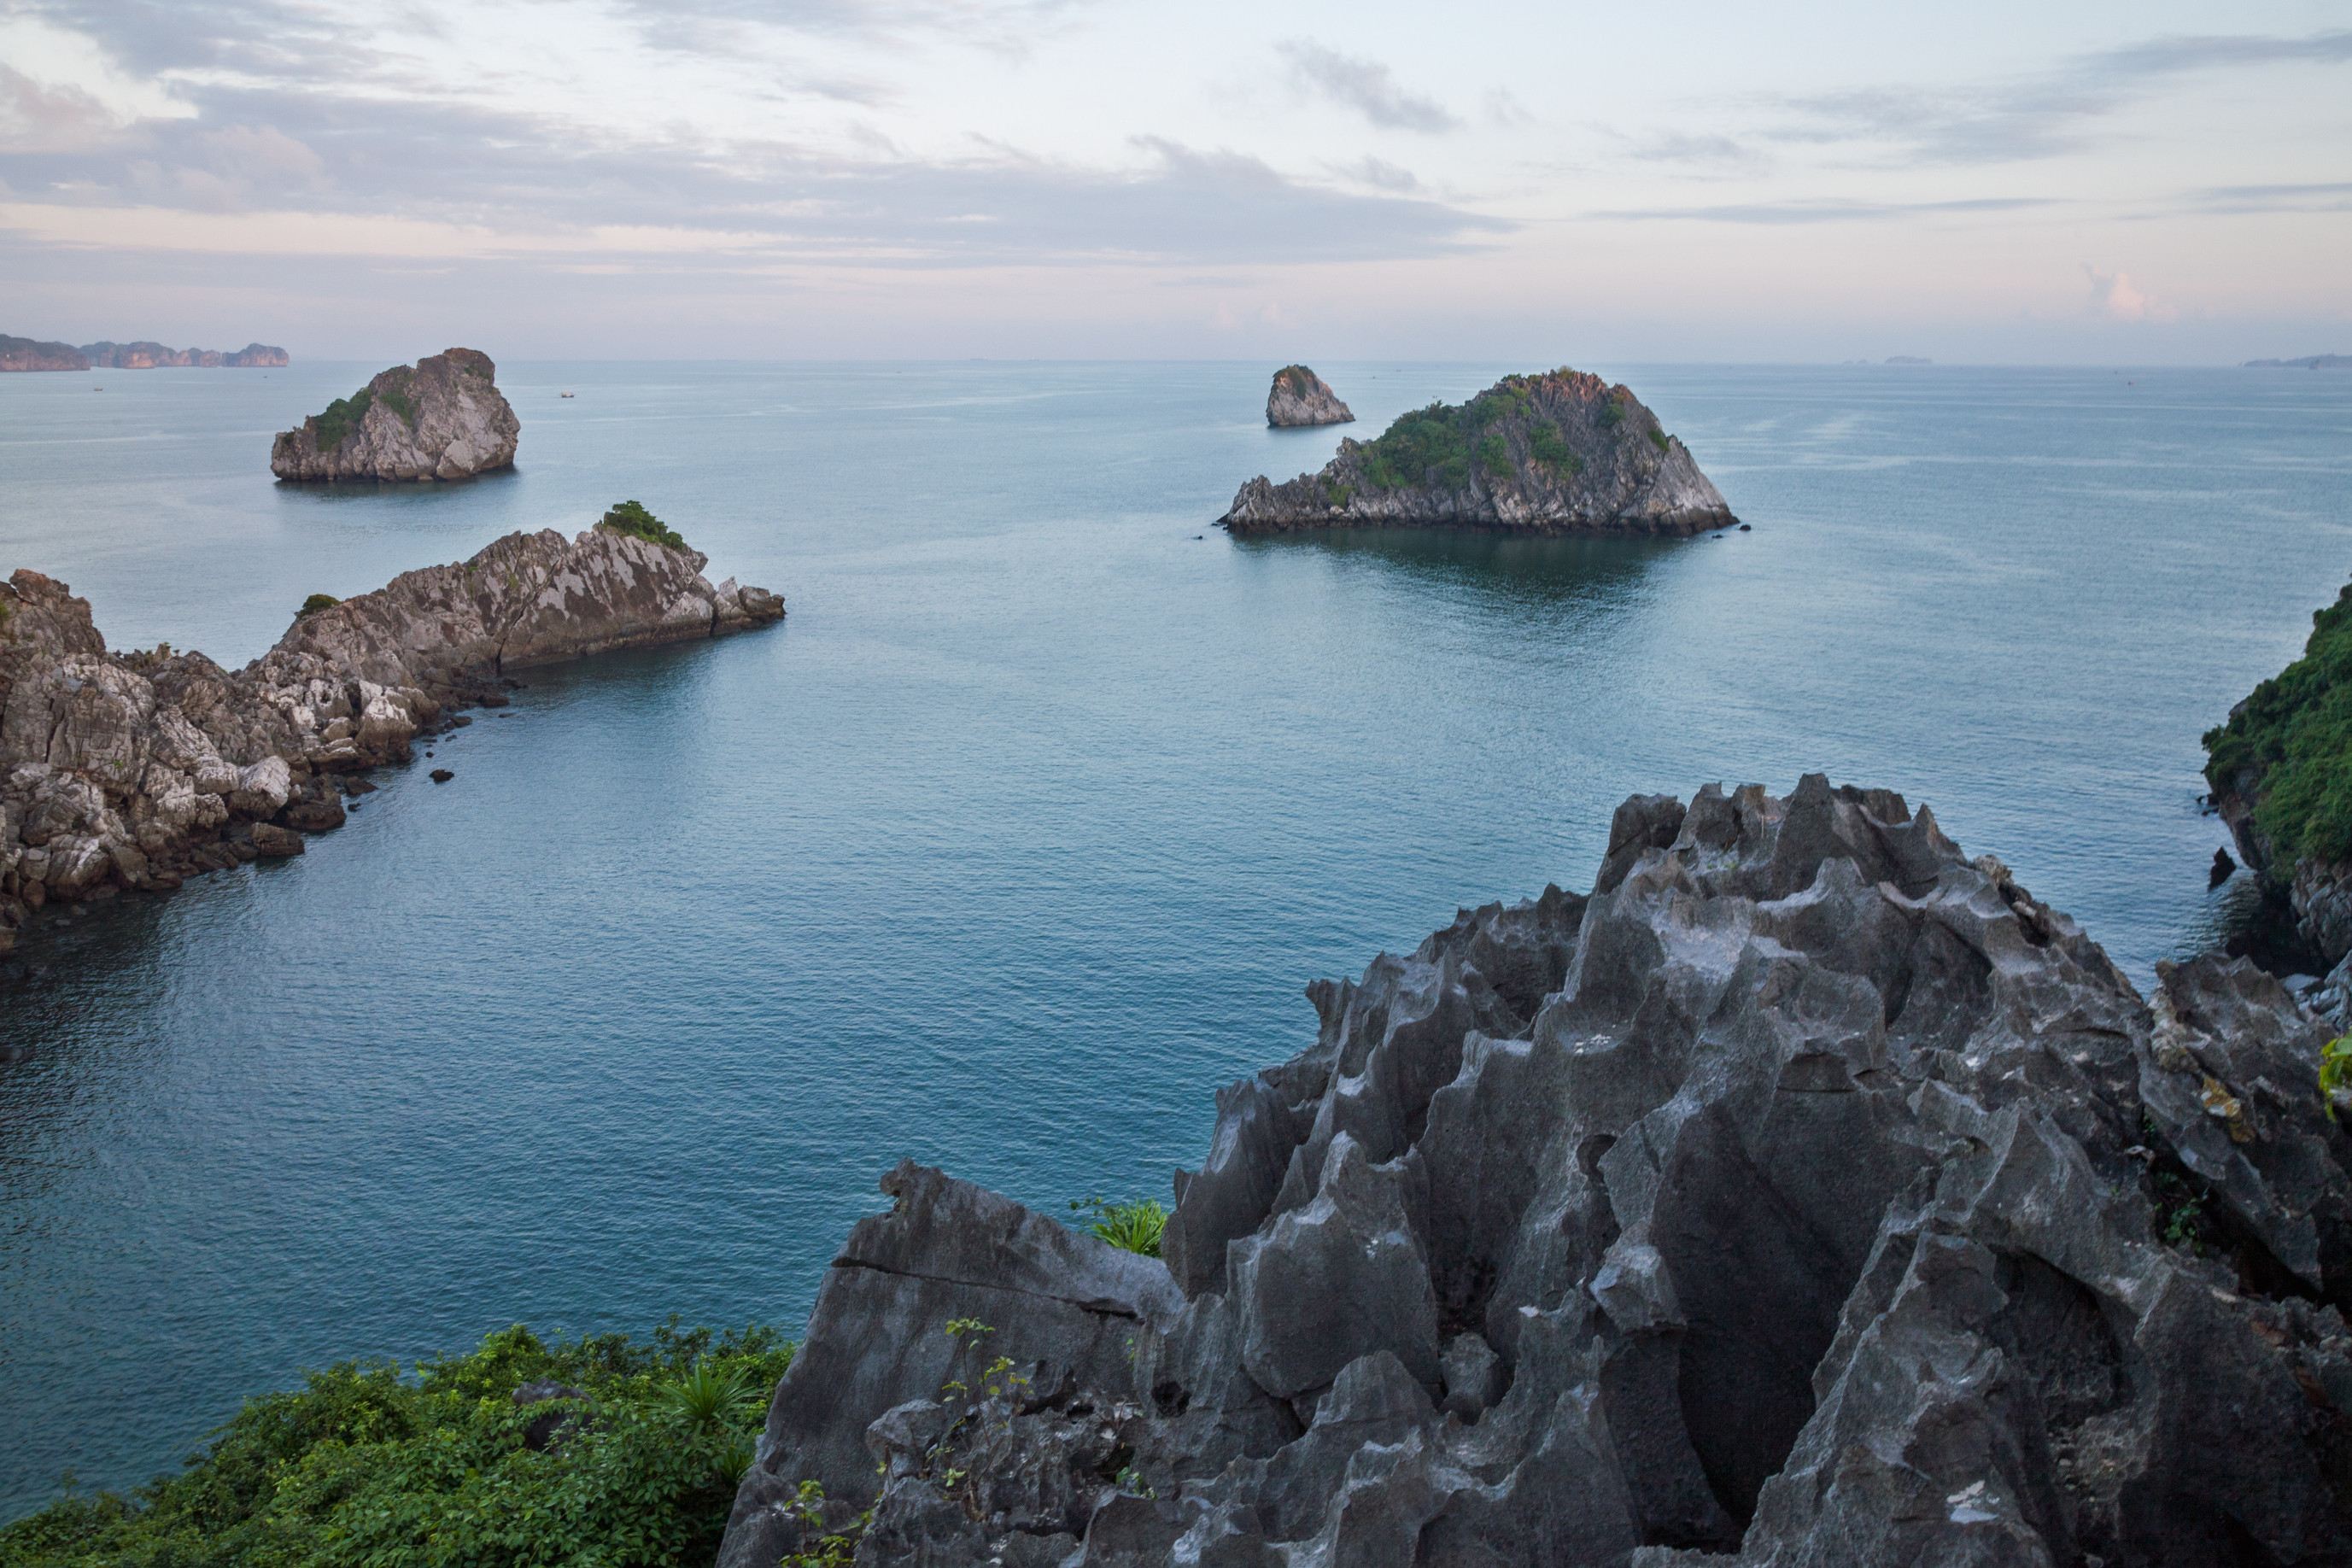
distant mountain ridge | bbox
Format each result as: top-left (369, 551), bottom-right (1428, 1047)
top-left (0, 335), bottom-right (289, 372)
top-left (2244, 354), bottom-right (2349, 369)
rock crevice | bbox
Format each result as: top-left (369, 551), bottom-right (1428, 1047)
top-left (722, 776), bottom-right (2352, 1568)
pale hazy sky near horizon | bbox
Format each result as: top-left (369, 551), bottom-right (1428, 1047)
top-left (2, 0), bottom-right (2347, 363)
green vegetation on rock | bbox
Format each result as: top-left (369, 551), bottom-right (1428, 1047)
top-left (0, 1321), bottom-right (791, 1568)
top-left (377, 370), bottom-right (419, 430)
top-left (1070, 1196), bottom-right (1167, 1257)
top-left (1354, 373), bottom-right (1618, 493)
top-left (2203, 583), bottom-right (2352, 863)
top-left (308, 388), bottom-right (373, 452)
top-left (297, 594), bottom-right (340, 617)
top-left (598, 500), bottom-right (688, 552)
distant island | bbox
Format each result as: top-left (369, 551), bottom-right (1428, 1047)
top-left (1265, 364), bottom-right (1354, 427)
top-left (272, 348), bottom-right (518, 483)
top-left (1220, 368), bottom-right (1735, 536)
top-left (2244, 354), bottom-right (2349, 369)
top-left (1883, 355), bottom-right (1933, 365)
top-left (0, 335), bottom-right (287, 372)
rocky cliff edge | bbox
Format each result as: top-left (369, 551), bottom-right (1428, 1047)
top-left (722, 775), bottom-right (2352, 1568)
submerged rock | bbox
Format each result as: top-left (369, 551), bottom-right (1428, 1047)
top-left (1266, 365), bottom-right (1354, 428)
top-left (723, 776), bottom-right (2352, 1568)
top-left (1222, 369), bottom-right (1735, 538)
top-left (0, 524), bottom-right (783, 956)
top-left (270, 348), bottom-right (518, 482)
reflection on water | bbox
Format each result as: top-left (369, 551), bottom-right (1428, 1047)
top-left (3, 361), bottom-right (2350, 1517)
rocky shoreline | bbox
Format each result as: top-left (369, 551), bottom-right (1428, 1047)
top-left (0, 523), bottom-right (781, 958)
top-left (720, 776), bottom-right (2352, 1567)
top-left (1223, 370), bottom-right (1735, 537)
top-left (271, 347), bottom-right (519, 483)
top-left (0, 336), bottom-right (287, 371)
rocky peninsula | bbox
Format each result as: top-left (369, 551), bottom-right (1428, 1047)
top-left (1266, 365), bottom-right (1354, 427)
top-left (1222, 370), bottom-right (1735, 536)
top-left (270, 348), bottom-right (519, 483)
top-left (722, 775), bottom-right (2352, 1567)
top-left (0, 512), bottom-right (781, 957)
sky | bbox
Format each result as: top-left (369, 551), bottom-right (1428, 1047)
top-left (1, 0), bottom-right (2348, 362)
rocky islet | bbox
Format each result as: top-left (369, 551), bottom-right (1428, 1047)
top-left (270, 347), bottom-right (520, 483)
top-left (1265, 366), bottom-right (1354, 428)
top-left (1223, 370), bottom-right (1736, 537)
top-left (0, 522), bottom-right (782, 958)
top-left (721, 775), bottom-right (2352, 1567)
top-left (0, 336), bottom-right (288, 372)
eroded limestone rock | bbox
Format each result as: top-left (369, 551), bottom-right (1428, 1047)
top-left (723, 777), bottom-right (2352, 1567)
top-left (1266, 366), bottom-right (1354, 429)
top-left (0, 525), bottom-right (783, 956)
top-left (270, 348), bottom-right (518, 482)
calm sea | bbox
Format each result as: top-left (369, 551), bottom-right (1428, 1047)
top-left (2, 360), bottom-right (2348, 1515)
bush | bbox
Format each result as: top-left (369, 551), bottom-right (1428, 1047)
top-left (1070, 1196), bottom-right (1167, 1257)
top-left (308, 388), bottom-right (373, 451)
top-left (298, 594), bottom-right (340, 617)
top-left (1647, 427), bottom-right (1672, 454)
top-left (599, 500), bottom-right (688, 552)
top-left (0, 1321), bottom-right (793, 1568)
top-left (377, 371), bottom-right (418, 430)
top-left (2204, 584), bottom-right (2352, 863)
top-left (1353, 377), bottom-right (1565, 493)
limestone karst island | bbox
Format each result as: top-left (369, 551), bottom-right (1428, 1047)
top-left (5, 9), bottom-right (2351, 1568)
top-left (1224, 370), bottom-right (1737, 535)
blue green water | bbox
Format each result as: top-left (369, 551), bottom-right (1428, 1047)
top-left (2, 360), bottom-right (2349, 1516)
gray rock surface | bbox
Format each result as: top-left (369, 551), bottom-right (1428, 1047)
top-left (1222, 370), bottom-right (1735, 537)
top-left (722, 776), bottom-right (2352, 1567)
top-left (0, 524), bottom-right (782, 956)
top-left (1266, 366), bottom-right (1354, 428)
top-left (270, 348), bottom-right (518, 482)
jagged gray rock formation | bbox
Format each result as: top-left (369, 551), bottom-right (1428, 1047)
top-left (0, 524), bottom-right (781, 956)
top-left (270, 348), bottom-right (518, 482)
top-left (1267, 366), bottom-right (1354, 428)
top-left (722, 776), bottom-right (2352, 1567)
top-left (1222, 371), bottom-right (1735, 537)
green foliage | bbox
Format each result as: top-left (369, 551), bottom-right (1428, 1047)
top-left (1524, 423), bottom-right (1581, 476)
top-left (308, 387), bottom-right (373, 451)
top-left (297, 594), bottom-right (340, 617)
top-left (0, 1320), bottom-right (793, 1568)
top-left (1354, 376), bottom-right (1589, 493)
top-left (1274, 365), bottom-right (1315, 394)
top-left (377, 371), bottom-right (419, 430)
top-left (781, 1480), bottom-right (867, 1567)
top-left (2323, 1034), bottom-right (2352, 1120)
top-left (1647, 427), bottom-right (1672, 453)
top-left (2153, 1168), bottom-right (2209, 1253)
top-left (1321, 477), bottom-right (1354, 509)
top-left (1598, 394), bottom-right (1626, 430)
top-left (1475, 431), bottom-right (1512, 481)
top-left (598, 499), bottom-right (688, 552)
top-left (1070, 1196), bottom-right (1167, 1258)
top-left (2203, 584), bottom-right (2352, 863)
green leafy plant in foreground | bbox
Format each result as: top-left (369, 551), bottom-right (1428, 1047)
top-left (1071, 1196), bottom-right (1168, 1257)
top-left (598, 499), bottom-right (689, 552)
top-left (2322, 1034), bottom-right (2352, 1121)
top-left (0, 1320), bottom-right (793, 1568)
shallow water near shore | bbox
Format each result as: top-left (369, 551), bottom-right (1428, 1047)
top-left (3, 359), bottom-right (2349, 1515)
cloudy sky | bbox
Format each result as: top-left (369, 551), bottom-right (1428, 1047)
top-left (2, 0), bottom-right (2347, 361)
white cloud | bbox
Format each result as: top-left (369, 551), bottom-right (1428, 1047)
top-left (2082, 263), bottom-right (2175, 322)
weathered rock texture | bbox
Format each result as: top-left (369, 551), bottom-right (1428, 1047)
top-left (0, 525), bottom-right (781, 956)
top-left (1, 336), bottom-right (89, 372)
top-left (79, 341), bottom-right (289, 368)
top-left (1266, 366), bottom-right (1354, 428)
top-left (723, 776), bottom-right (2352, 1568)
top-left (270, 348), bottom-right (518, 482)
top-left (1223, 370), bottom-right (1735, 537)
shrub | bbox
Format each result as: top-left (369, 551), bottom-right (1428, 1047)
top-left (308, 387), bottom-right (374, 451)
top-left (298, 594), bottom-right (340, 617)
top-left (2203, 584), bottom-right (2352, 863)
top-left (599, 500), bottom-right (688, 552)
top-left (0, 1320), bottom-right (793, 1568)
top-left (377, 371), bottom-right (419, 430)
top-left (2324, 1035), bottom-right (2352, 1120)
top-left (1070, 1196), bottom-right (1167, 1257)
top-left (1647, 427), bottom-right (1672, 453)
